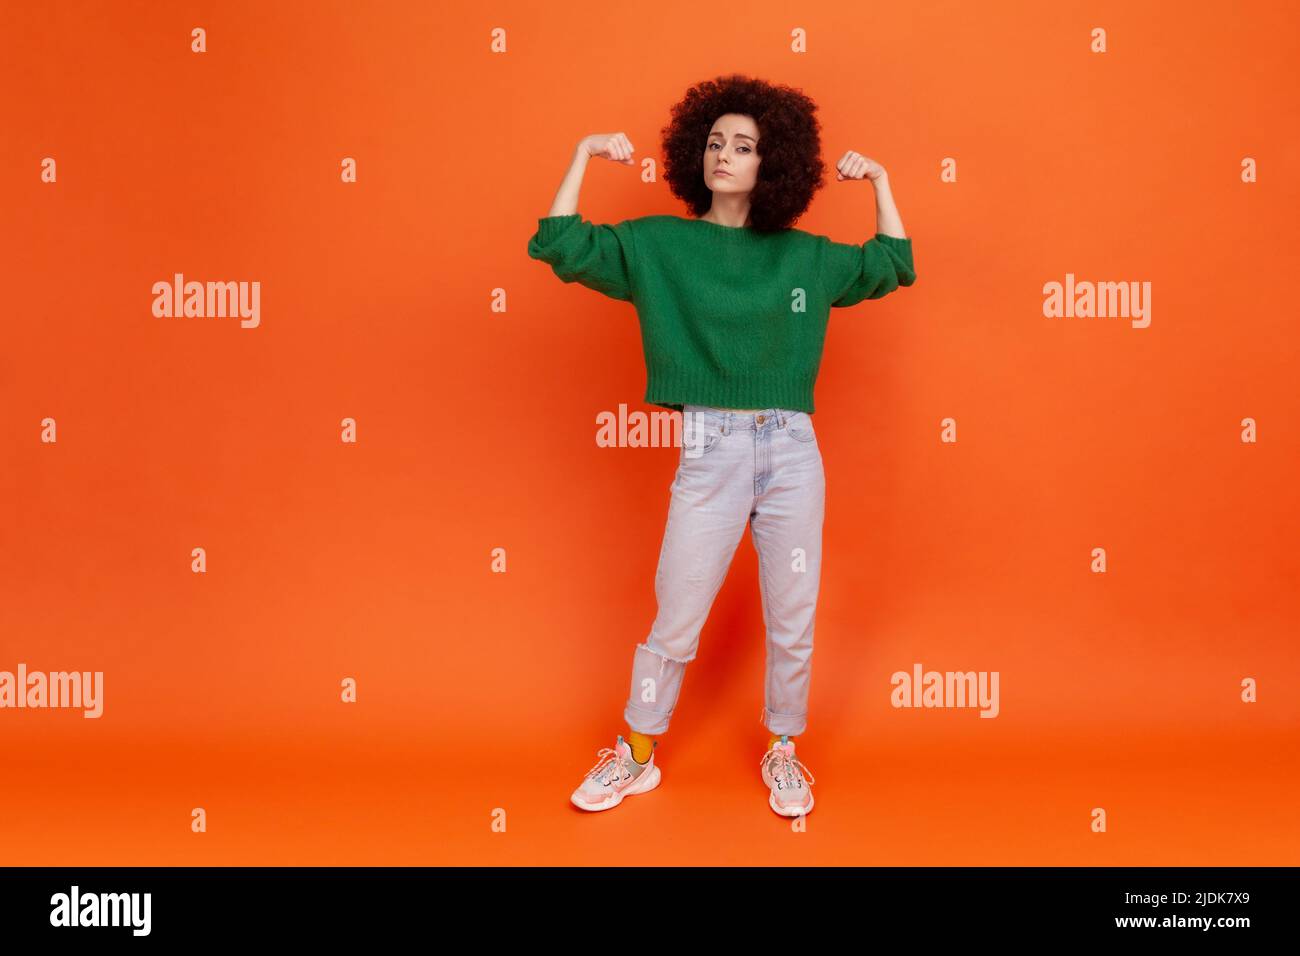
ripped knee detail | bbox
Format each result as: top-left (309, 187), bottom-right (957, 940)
top-left (637, 640), bottom-right (694, 671)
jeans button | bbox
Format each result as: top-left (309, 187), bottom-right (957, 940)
top-left (756, 415), bottom-right (765, 424)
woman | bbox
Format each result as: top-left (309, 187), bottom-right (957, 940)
top-left (526, 73), bottom-right (915, 817)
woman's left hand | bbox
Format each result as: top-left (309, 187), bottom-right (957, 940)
top-left (834, 150), bottom-right (886, 182)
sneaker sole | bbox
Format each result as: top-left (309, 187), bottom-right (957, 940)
top-left (570, 764), bottom-right (662, 812)
top-left (768, 789), bottom-right (814, 817)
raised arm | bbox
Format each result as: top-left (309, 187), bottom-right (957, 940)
top-left (820, 151), bottom-right (916, 307)
top-left (866, 168), bottom-right (906, 239)
top-left (527, 134), bottom-right (640, 302)
top-left (545, 133), bottom-right (634, 216)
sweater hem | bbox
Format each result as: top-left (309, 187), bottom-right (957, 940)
top-left (644, 373), bottom-right (817, 414)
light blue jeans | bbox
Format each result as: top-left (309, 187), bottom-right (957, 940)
top-left (624, 405), bottom-right (825, 736)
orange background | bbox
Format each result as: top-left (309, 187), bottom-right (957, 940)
top-left (2, 0), bottom-right (1297, 865)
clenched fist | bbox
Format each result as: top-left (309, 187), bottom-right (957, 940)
top-left (580, 132), bottom-right (635, 166)
top-left (834, 150), bottom-right (886, 182)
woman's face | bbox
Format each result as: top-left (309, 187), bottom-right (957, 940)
top-left (703, 113), bottom-right (760, 194)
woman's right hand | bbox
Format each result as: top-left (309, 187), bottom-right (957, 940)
top-left (580, 132), bottom-right (635, 165)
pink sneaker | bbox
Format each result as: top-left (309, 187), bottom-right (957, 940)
top-left (570, 735), bottom-right (661, 811)
top-left (760, 736), bottom-right (815, 816)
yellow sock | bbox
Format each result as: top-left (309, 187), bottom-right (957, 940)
top-left (627, 729), bottom-right (655, 764)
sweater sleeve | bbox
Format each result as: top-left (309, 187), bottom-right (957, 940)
top-left (526, 213), bottom-right (638, 303)
top-left (818, 233), bottom-right (916, 308)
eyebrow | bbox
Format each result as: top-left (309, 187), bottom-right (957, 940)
top-left (708, 131), bottom-right (757, 142)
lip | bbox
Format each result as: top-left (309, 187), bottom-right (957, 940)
top-left (713, 169), bottom-right (732, 177)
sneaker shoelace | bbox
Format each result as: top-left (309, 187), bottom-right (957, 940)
top-left (585, 746), bottom-right (634, 789)
top-left (761, 745), bottom-right (815, 790)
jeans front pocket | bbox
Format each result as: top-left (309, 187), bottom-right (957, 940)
top-left (681, 425), bottom-right (723, 460)
top-left (785, 411), bottom-right (816, 443)
top-left (681, 410), bottom-right (725, 460)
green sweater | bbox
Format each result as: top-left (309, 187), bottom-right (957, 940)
top-left (526, 213), bottom-right (915, 413)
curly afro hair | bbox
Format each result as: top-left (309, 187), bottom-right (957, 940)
top-left (660, 73), bottom-right (826, 234)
